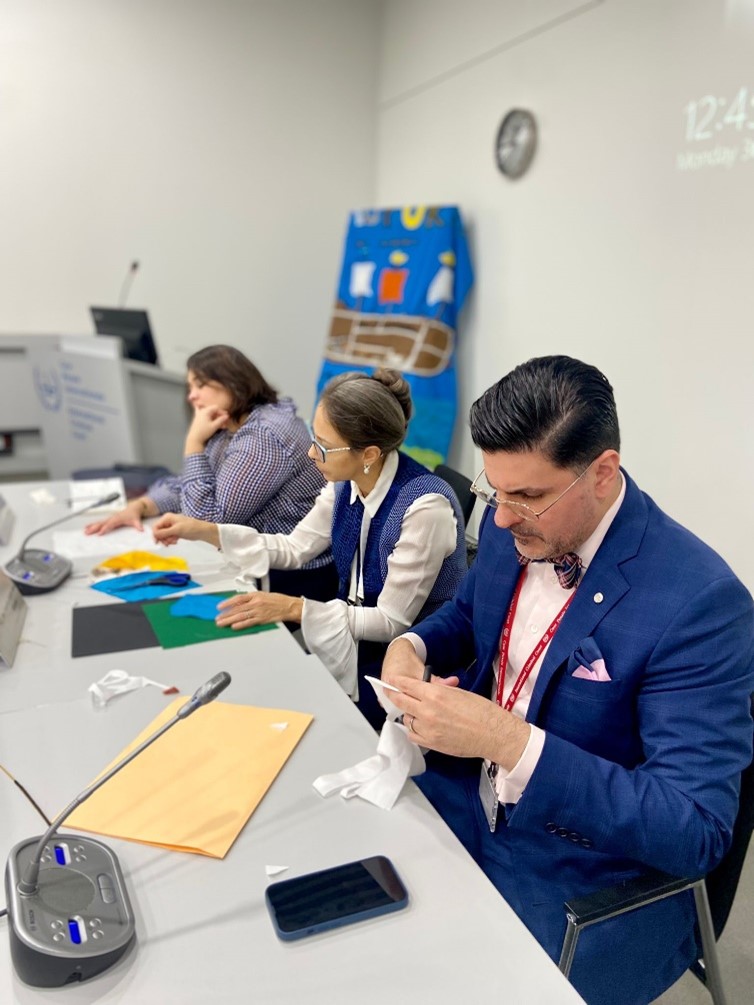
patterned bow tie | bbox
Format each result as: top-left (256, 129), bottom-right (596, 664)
top-left (517, 551), bottom-right (583, 590)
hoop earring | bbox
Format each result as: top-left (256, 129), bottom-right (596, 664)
top-left (363, 463), bottom-right (371, 475)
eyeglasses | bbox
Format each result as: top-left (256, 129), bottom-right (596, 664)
top-left (470, 462), bottom-right (592, 521)
top-left (308, 425), bottom-right (352, 464)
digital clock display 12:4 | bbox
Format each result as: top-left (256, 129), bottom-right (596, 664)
top-left (684, 87), bottom-right (754, 141)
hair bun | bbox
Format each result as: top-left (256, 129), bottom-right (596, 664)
top-left (371, 368), bottom-right (412, 424)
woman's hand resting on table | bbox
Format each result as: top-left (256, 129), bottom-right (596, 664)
top-left (216, 592), bottom-right (304, 628)
top-left (84, 498), bottom-right (157, 536)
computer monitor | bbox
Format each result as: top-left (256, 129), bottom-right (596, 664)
top-left (90, 307), bottom-right (159, 366)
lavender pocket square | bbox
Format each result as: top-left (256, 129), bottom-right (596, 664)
top-left (572, 659), bottom-right (611, 682)
top-left (569, 638), bottom-right (612, 681)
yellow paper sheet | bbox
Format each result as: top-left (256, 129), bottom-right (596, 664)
top-left (94, 550), bottom-right (189, 573)
top-left (66, 700), bottom-right (313, 858)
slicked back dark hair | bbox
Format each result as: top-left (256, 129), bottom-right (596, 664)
top-left (469, 356), bottom-right (620, 470)
top-left (186, 345), bottom-right (278, 422)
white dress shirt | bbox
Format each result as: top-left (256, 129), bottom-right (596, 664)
top-left (404, 474), bottom-right (626, 804)
top-left (219, 450), bottom-right (459, 699)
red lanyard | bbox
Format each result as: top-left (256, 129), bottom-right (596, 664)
top-left (496, 569), bottom-right (576, 711)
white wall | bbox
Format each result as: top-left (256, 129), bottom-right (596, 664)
top-left (2, 0), bottom-right (752, 591)
top-left (377, 0), bottom-right (754, 590)
top-left (0, 0), bottom-right (380, 414)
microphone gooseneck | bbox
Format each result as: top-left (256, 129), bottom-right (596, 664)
top-left (17, 491), bottom-right (121, 559)
top-left (118, 260), bottom-right (140, 308)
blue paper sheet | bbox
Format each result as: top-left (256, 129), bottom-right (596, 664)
top-left (91, 571), bottom-right (201, 603)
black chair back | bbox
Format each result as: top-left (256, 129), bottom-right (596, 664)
top-left (434, 464), bottom-right (476, 528)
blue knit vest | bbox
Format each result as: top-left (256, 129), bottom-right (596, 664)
top-left (331, 452), bottom-right (468, 625)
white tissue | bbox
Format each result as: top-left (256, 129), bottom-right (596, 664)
top-left (362, 674), bottom-right (403, 719)
top-left (312, 721), bottom-right (425, 811)
top-left (89, 669), bottom-right (173, 708)
top-left (30, 488), bottom-right (56, 505)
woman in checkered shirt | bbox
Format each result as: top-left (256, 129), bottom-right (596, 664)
top-left (85, 344), bottom-right (336, 603)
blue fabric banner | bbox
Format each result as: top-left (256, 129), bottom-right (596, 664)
top-left (317, 205), bottom-right (473, 468)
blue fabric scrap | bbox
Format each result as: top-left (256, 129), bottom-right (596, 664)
top-left (169, 594), bottom-right (225, 622)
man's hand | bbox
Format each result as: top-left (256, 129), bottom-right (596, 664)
top-left (381, 638), bottom-right (427, 686)
top-left (84, 499), bottom-right (155, 536)
top-left (152, 513), bottom-right (219, 548)
top-left (185, 406), bottom-right (230, 455)
top-left (215, 592), bottom-right (303, 629)
top-left (390, 675), bottom-right (531, 770)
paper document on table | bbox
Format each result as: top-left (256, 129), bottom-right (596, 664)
top-left (68, 478), bottom-right (126, 512)
top-left (52, 527), bottom-right (154, 559)
top-left (65, 699), bottom-right (313, 858)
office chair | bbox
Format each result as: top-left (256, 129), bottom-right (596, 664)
top-left (434, 464), bottom-right (476, 528)
top-left (434, 464), bottom-right (478, 565)
top-left (558, 707), bottom-right (754, 1005)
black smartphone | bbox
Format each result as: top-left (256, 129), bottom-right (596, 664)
top-left (265, 855), bottom-right (409, 941)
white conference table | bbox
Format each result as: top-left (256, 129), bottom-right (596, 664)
top-left (0, 482), bottom-right (584, 1004)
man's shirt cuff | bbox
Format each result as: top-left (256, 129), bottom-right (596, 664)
top-left (495, 724), bottom-right (545, 805)
top-left (389, 632), bottom-right (427, 664)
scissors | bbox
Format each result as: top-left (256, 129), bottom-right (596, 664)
top-left (116, 572), bottom-right (192, 590)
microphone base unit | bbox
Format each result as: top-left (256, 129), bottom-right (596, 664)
top-left (5, 834), bottom-right (136, 987)
top-left (4, 549), bottom-right (73, 595)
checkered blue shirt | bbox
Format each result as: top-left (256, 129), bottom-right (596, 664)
top-left (148, 398), bottom-right (330, 568)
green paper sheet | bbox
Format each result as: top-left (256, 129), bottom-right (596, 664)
top-left (141, 592), bottom-right (279, 649)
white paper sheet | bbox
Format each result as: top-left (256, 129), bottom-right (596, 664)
top-left (52, 526), bottom-right (154, 559)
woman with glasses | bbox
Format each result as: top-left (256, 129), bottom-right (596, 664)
top-left (153, 368), bottom-right (469, 728)
top-left (86, 344), bottom-right (336, 603)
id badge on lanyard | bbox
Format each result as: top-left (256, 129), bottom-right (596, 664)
top-left (479, 763), bottom-right (499, 832)
top-left (478, 570), bottom-right (576, 833)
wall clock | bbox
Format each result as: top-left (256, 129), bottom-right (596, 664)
top-left (495, 109), bottom-right (537, 179)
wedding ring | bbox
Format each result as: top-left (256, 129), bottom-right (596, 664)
top-left (409, 715), bottom-right (416, 732)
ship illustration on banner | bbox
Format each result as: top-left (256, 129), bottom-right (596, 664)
top-left (317, 205), bottom-right (473, 469)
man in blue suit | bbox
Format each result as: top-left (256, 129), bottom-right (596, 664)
top-left (384, 356), bottom-right (754, 1005)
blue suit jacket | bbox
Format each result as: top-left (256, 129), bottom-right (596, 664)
top-left (414, 471), bottom-right (754, 1002)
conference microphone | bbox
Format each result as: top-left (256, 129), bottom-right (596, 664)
top-left (118, 259), bottom-right (140, 308)
top-left (4, 671), bottom-right (232, 987)
top-left (177, 671), bottom-right (233, 718)
top-left (4, 491), bottom-right (122, 596)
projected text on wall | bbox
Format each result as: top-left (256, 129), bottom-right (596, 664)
top-left (678, 87), bottom-right (754, 170)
